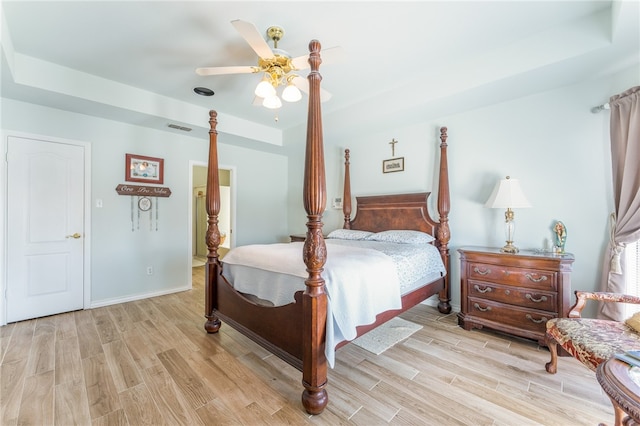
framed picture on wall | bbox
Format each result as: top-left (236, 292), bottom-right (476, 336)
top-left (125, 153), bottom-right (164, 184)
top-left (382, 157), bottom-right (404, 173)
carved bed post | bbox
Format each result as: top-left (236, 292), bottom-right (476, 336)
top-left (301, 39), bottom-right (329, 415)
top-left (436, 126), bottom-right (452, 314)
top-left (204, 110), bottom-right (222, 333)
top-left (342, 149), bottom-right (352, 229)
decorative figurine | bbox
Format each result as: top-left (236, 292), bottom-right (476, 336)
top-left (553, 221), bottom-right (567, 253)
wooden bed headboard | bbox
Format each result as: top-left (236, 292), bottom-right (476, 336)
top-left (349, 192), bottom-right (438, 235)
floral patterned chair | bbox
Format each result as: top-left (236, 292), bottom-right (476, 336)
top-left (545, 291), bottom-right (640, 374)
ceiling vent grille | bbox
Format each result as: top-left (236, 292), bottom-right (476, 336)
top-left (167, 123), bottom-right (192, 132)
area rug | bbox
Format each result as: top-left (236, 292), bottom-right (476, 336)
top-left (352, 317), bottom-right (423, 355)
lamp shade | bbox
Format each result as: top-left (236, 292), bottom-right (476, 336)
top-left (484, 176), bottom-right (531, 209)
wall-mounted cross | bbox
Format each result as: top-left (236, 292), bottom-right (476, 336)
top-left (389, 138), bottom-right (398, 157)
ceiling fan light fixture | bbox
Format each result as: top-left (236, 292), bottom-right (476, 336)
top-left (195, 20), bottom-right (341, 115)
top-left (263, 95), bottom-right (282, 109)
top-left (255, 77), bottom-right (276, 98)
top-left (282, 82), bottom-right (302, 102)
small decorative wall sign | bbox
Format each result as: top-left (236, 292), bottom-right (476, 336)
top-left (115, 184), bottom-right (171, 197)
top-left (125, 153), bottom-right (164, 184)
top-left (383, 157), bottom-right (404, 173)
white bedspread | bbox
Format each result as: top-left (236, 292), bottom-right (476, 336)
top-left (221, 241), bottom-right (403, 367)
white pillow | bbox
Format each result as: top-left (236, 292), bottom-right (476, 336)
top-left (326, 229), bottom-right (373, 240)
top-left (367, 230), bottom-right (435, 244)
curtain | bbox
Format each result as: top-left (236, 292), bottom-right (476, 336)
top-left (599, 86), bottom-right (640, 321)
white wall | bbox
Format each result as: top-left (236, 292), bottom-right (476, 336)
top-left (286, 64), bottom-right (639, 317)
top-left (1, 98), bottom-right (289, 308)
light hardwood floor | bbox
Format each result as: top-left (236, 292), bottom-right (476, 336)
top-left (1, 266), bottom-right (614, 425)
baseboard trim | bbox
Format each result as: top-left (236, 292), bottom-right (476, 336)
top-left (89, 285), bottom-right (191, 309)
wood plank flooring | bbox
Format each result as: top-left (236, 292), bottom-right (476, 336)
top-left (1, 266), bottom-right (614, 425)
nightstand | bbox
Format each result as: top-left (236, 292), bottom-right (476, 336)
top-left (457, 246), bottom-right (574, 347)
top-left (289, 233), bottom-right (327, 242)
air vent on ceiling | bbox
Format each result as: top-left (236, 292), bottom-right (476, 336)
top-left (167, 123), bottom-right (192, 132)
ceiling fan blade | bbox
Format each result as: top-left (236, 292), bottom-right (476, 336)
top-left (290, 46), bottom-right (345, 70)
top-left (292, 76), bottom-right (333, 102)
top-left (196, 65), bottom-right (257, 76)
top-left (290, 55), bottom-right (309, 71)
top-left (231, 19), bottom-right (275, 59)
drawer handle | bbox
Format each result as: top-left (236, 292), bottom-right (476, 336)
top-left (473, 303), bottom-right (491, 312)
top-left (525, 294), bottom-right (548, 303)
top-left (473, 285), bottom-right (492, 294)
top-left (525, 314), bottom-right (548, 324)
top-left (525, 273), bottom-right (548, 283)
top-left (473, 267), bottom-right (491, 275)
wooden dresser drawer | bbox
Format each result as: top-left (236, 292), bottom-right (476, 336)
top-left (468, 262), bottom-right (556, 290)
top-left (468, 280), bottom-right (557, 312)
top-left (468, 297), bottom-right (556, 335)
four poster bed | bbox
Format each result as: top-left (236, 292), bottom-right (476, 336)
top-left (203, 40), bottom-right (451, 415)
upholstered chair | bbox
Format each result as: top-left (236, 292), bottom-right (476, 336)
top-left (545, 291), bottom-right (640, 374)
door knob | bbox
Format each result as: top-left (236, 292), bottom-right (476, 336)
top-left (66, 233), bottom-right (82, 239)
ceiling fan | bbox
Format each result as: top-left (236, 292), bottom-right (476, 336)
top-left (196, 20), bottom-right (342, 109)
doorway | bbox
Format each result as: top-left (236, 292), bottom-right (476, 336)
top-left (4, 134), bottom-right (90, 323)
top-left (191, 163), bottom-right (234, 267)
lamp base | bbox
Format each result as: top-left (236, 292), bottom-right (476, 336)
top-left (500, 241), bottom-right (519, 254)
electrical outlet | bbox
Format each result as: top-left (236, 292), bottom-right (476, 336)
top-left (146, 266), bottom-right (153, 275)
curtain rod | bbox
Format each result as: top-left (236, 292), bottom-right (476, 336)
top-left (591, 102), bottom-right (610, 113)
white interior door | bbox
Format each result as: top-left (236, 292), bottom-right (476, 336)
top-left (7, 136), bottom-right (85, 322)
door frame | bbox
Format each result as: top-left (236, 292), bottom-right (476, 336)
top-left (188, 160), bottom-right (236, 287)
top-left (1, 131), bottom-right (92, 326)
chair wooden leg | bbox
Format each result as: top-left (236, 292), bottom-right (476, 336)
top-left (546, 340), bottom-right (559, 374)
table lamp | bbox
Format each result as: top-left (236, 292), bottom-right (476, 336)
top-left (485, 176), bottom-right (532, 253)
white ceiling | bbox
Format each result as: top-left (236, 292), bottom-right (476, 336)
top-left (2, 1), bottom-right (638, 144)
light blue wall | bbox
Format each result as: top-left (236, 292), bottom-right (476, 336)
top-left (1, 98), bottom-right (289, 305)
top-left (2, 63), bottom-right (637, 316)
top-left (285, 64), bottom-right (639, 316)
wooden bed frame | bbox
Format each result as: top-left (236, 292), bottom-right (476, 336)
top-left (203, 40), bottom-right (451, 415)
